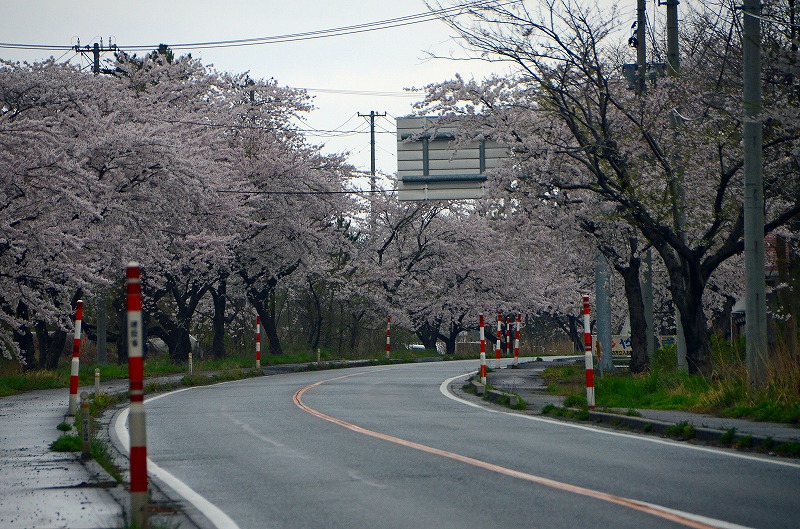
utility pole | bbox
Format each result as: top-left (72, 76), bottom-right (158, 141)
top-left (642, 250), bottom-right (655, 362)
top-left (73, 38), bottom-right (117, 75)
top-left (358, 111), bottom-right (387, 190)
top-left (636, 0), bottom-right (647, 92)
top-left (633, 0), bottom-right (662, 367)
top-left (359, 111), bottom-right (386, 232)
top-left (660, 0), bottom-right (688, 370)
top-left (742, 0), bottom-right (767, 385)
top-left (664, 0), bottom-right (680, 75)
top-left (595, 254), bottom-right (613, 375)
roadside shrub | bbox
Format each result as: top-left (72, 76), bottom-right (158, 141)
top-left (563, 394), bottom-right (587, 408)
top-left (50, 435), bottom-right (81, 452)
top-left (666, 421), bottom-right (695, 439)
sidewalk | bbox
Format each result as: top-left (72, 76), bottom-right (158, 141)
top-left (485, 358), bottom-right (800, 447)
top-left (0, 386), bottom-right (124, 529)
top-left (0, 375), bottom-right (200, 529)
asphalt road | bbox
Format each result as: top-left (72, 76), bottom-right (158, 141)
top-left (130, 360), bottom-right (800, 529)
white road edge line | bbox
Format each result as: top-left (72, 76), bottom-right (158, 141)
top-left (438, 372), bottom-right (760, 529)
top-left (114, 387), bottom-right (242, 529)
top-left (439, 372), bottom-right (800, 470)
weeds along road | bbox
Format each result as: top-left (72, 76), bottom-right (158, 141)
top-left (126, 360), bottom-right (800, 529)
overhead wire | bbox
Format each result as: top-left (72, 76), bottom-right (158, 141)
top-left (155, 116), bottom-right (394, 139)
top-left (216, 187), bottom-right (388, 195)
top-left (0, 1), bottom-right (505, 178)
top-left (296, 87), bottom-right (423, 97)
top-left (0, 1), bottom-right (517, 52)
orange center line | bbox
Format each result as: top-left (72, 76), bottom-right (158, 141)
top-left (293, 371), bottom-right (727, 529)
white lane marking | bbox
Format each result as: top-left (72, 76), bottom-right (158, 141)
top-left (346, 469), bottom-right (387, 489)
top-left (439, 372), bottom-right (800, 470)
top-left (633, 500), bottom-right (755, 529)
top-left (227, 416), bottom-right (309, 460)
top-left (115, 388), bottom-right (243, 529)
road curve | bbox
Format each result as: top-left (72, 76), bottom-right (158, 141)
top-left (127, 361), bottom-right (800, 529)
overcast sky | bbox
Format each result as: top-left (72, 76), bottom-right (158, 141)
top-left (3, 1), bottom-right (633, 179)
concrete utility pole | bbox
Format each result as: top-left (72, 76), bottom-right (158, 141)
top-left (73, 39), bottom-right (117, 75)
top-left (595, 254), bottom-right (614, 374)
top-left (358, 111), bottom-right (387, 190)
top-left (635, 0), bottom-right (660, 364)
top-left (742, 0), bottom-right (768, 385)
top-left (636, 0), bottom-right (647, 92)
top-left (665, 0), bottom-right (680, 75)
top-left (359, 111), bottom-right (386, 231)
top-left (661, 0), bottom-right (688, 370)
top-left (642, 250), bottom-right (655, 362)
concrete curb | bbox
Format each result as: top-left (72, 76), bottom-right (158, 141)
top-left (580, 408), bottom-right (798, 452)
top-left (479, 360), bottom-right (800, 457)
top-left (486, 389), bottom-right (520, 407)
top-left (468, 379), bottom-right (523, 406)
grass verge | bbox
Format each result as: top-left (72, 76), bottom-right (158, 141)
top-left (50, 433), bottom-right (123, 482)
top-left (540, 338), bottom-right (800, 424)
top-left (47, 364), bottom-right (267, 482)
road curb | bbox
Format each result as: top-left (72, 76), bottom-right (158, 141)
top-left (580, 408), bottom-right (798, 453)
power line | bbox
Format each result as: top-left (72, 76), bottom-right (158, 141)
top-left (216, 187), bottom-right (391, 195)
top-left (155, 117), bottom-right (395, 138)
top-left (0, 1), bottom-right (513, 52)
top-left (298, 87), bottom-right (423, 97)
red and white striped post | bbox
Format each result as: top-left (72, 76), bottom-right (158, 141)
top-left (479, 313), bottom-right (487, 385)
top-left (505, 316), bottom-right (511, 358)
top-left (495, 313), bottom-right (502, 367)
top-left (583, 295), bottom-right (595, 408)
top-left (514, 313), bottom-right (521, 367)
top-left (68, 300), bottom-right (84, 416)
top-left (126, 263), bottom-right (149, 529)
top-left (385, 315), bottom-right (391, 359)
top-left (255, 315), bottom-right (261, 369)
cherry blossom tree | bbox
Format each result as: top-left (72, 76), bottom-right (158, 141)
top-left (0, 60), bottom-right (109, 367)
top-left (216, 75), bottom-right (358, 357)
top-left (418, 0), bottom-right (799, 376)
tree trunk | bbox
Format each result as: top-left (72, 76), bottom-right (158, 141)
top-left (240, 261), bottom-right (299, 359)
top-left (108, 284), bottom-right (128, 364)
top-left (619, 260), bottom-right (649, 373)
top-left (415, 320), bottom-right (439, 350)
top-left (439, 321), bottom-right (463, 355)
top-left (15, 326), bottom-right (36, 370)
top-left (209, 278), bottom-right (227, 359)
top-left (307, 281), bottom-right (323, 350)
top-left (348, 310), bottom-right (365, 351)
top-left (665, 258), bottom-right (712, 376)
top-left (168, 325), bottom-right (193, 363)
top-left (13, 303), bottom-right (36, 370)
top-left (35, 322), bottom-right (68, 371)
top-left (681, 295), bottom-right (713, 375)
top-left (775, 235), bottom-right (799, 356)
top-left (567, 315), bottom-right (583, 353)
top-left (259, 305), bottom-right (283, 356)
top-left (150, 280), bottom-right (206, 363)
